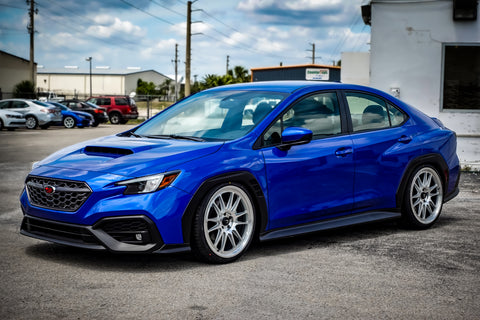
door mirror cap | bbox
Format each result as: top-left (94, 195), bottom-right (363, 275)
top-left (277, 127), bottom-right (313, 151)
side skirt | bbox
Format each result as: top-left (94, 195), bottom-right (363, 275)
top-left (259, 211), bottom-right (401, 241)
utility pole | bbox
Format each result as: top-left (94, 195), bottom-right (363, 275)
top-left (307, 43), bottom-right (316, 64)
top-left (173, 43), bottom-right (179, 101)
top-left (185, 1), bottom-right (192, 97)
top-left (27, 0), bottom-right (38, 86)
top-left (226, 55), bottom-right (229, 75)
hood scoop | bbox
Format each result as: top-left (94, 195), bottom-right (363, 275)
top-left (83, 146), bottom-right (134, 158)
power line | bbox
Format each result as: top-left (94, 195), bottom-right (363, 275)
top-left (150, 0), bottom-right (185, 17)
top-left (119, 0), bottom-right (175, 25)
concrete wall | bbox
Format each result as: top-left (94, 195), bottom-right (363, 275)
top-left (124, 70), bottom-right (170, 95)
top-left (0, 51), bottom-right (35, 96)
top-left (369, 0), bottom-right (480, 167)
top-left (341, 52), bottom-right (370, 86)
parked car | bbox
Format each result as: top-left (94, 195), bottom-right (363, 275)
top-left (0, 99), bottom-right (62, 129)
top-left (0, 109), bottom-right (26, 130)
top-left (47, 101), bottom-right (93, 128)
top-left (20, 82), bottom-right (460, 264)
top-left (61, 100), bottom-right (108, 127)
top-left (86, 96), bottom-right (139, 124)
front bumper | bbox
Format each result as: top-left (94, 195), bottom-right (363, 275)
top-left (20, 214), bottom-right (172, 253)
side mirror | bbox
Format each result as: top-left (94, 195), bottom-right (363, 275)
top-left (277, 127), bottom-right (313, 151)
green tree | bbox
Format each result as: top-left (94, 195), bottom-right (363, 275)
top-left (136, 78), bottom-right (156, 95)
top-left (13, 80), bottom-right (35, 99)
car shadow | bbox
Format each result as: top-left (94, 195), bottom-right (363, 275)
top-left (24, 216), bottom-right (459, 270)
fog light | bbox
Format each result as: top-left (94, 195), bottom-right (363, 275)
top-left (135, 233), bottom-right (143, 241)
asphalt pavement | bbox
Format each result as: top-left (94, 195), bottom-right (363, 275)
top-left (0, 125), bottom-right (479, 319)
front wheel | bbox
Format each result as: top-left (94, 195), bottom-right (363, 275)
top-left (402, 165), bottom-right (443, 229)
top-left (63, 116), bottom-right (76, 128)
top-left (191, 183), bottom-right (255, 264)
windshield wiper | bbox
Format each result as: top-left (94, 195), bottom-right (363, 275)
top-left (145, 134), bottom-right (205, 142)
top-left (119, 131), bottom-right (143, 138)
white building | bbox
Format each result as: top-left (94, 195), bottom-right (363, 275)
top-left (359, 0), bottom-right (480, 169)
top-left (37, 68), bottom-right (172, 99)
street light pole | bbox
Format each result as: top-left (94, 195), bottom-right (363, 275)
top-left (86, 57), bottom-right (92, 97)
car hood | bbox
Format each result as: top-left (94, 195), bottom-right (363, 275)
top-left (34, 135), bottom-right (224, 178)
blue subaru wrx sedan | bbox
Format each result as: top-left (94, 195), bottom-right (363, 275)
top-left (20, 82), bottom-right (460, 263)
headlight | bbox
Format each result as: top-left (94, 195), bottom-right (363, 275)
top-left (116, 171), bottom-right (180, 194)
top-left (32, 161), bottom-right (40, 169)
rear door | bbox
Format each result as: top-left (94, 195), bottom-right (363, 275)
top-left (342, 90), bottom-right (410, 212)
top-left (261, 91), bottom-right (354, 230)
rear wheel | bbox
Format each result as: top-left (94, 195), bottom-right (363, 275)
top-left (191, 183), bottom-right (255, 264)
top-left (25, 116), bottom-right (38, 129)
top-left (92, 121), bottom-right (100, 127)
top-left (0, 119), bottom-right (3, 130)
top-left (120, 118), bottom-right (129, 124)
top-left (109, 112), bottom-right (122, 124)
top-left (402, 165), bottom-right (443, 229)
top-left (63, 116), bottom-right (76, 128)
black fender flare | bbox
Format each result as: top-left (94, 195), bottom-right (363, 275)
top-left (395, 153), bottom-right (449, 209)
top-left (181, 171), bottom-right (268, 244)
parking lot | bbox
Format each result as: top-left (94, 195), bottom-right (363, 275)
top-left (0, 125), bottom-right (479, 319)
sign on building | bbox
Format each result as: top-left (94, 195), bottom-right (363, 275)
top-left (306, 68), bottom-right (329, 80)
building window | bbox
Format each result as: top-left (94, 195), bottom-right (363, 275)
top-left (442, 45), bottom-right (480, 110)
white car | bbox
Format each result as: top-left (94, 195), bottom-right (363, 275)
top-left (0, 109), bottom-right (25, 130)
top-left (0, 99), bottom-right (62, 129)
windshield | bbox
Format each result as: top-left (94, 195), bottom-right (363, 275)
top-left (133, 90), bottom-right (288, 141)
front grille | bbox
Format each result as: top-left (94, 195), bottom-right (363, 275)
top-left (26, 176), bottom-right (92, 212)
top-left (21, 216), bottom-right (99, 245)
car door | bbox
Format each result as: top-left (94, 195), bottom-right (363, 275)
top-left (261, 91), bottom-right (354, 230)
top-left (343, 90), bottom-right (410, 212)
top-left (9, 100), bottom-right (30, 115)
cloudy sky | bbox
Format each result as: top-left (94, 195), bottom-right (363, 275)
top-left (0, 0), bottom-right (370, 81)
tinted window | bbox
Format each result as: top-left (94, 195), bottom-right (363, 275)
top-left (443, 45), bottom-right (480, 110)
top-left (101, 98), bottom-right (111, 105)
top-left (263, 92), bottom-right (341, 147)
top-left (346, 92), bottom-right (389, 132)
top-left (115, 98), bottom-right (128, 105)
top-left (11, 101), bottom-right (28, 109)
top-left (0, 101), bottom-right (10, 109)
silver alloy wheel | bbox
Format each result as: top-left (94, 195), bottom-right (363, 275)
top-left (63, 116), bottom-right (75, 128)
top-left (203, 185), bottom-right (254, 259)
top-left (409, 167), bottom-right (443, 224)
top-left (25, 116), bottom-right (37, 129)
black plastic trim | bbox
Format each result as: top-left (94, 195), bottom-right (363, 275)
top-left (395, 153), bottom-right (449, 208)
top-left (260, 210), bottom-right (401, 241)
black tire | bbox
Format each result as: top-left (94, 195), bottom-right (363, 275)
top-left (401, 165), bottom-right (444, 229)
top-left (40, 125), bottom-right (50, 130)
top-left (191, 183), bottom-right (256, 264)
top-left (92, 121), bottom-right (100, 127)
top-left (0, 119), bottom-right (3, 130)
top-left (25, 116), bottom-right (38, 129)
top-left (119, 119), bottom-right (129, 124)
top-left (63, 116), bottom-right (76, 128)
top-left (109, 112), bottom-right (122, 124)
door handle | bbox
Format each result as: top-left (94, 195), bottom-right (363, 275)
top-left (335, 147), bottom-right (353, 157)
top-left (398, 135), bottom-right (412, 144)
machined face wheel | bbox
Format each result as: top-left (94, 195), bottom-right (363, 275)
top-left (204, 185), bottom-right (254, 259)
top-left (63, 116), bottom-right (76, 128)
top-left (192, 183), bottom-right (255, 263)
top-left (408, 167), bottom-right (443, 225)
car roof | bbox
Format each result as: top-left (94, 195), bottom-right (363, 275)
top-left (205, 81), bottom-right (377, 94)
